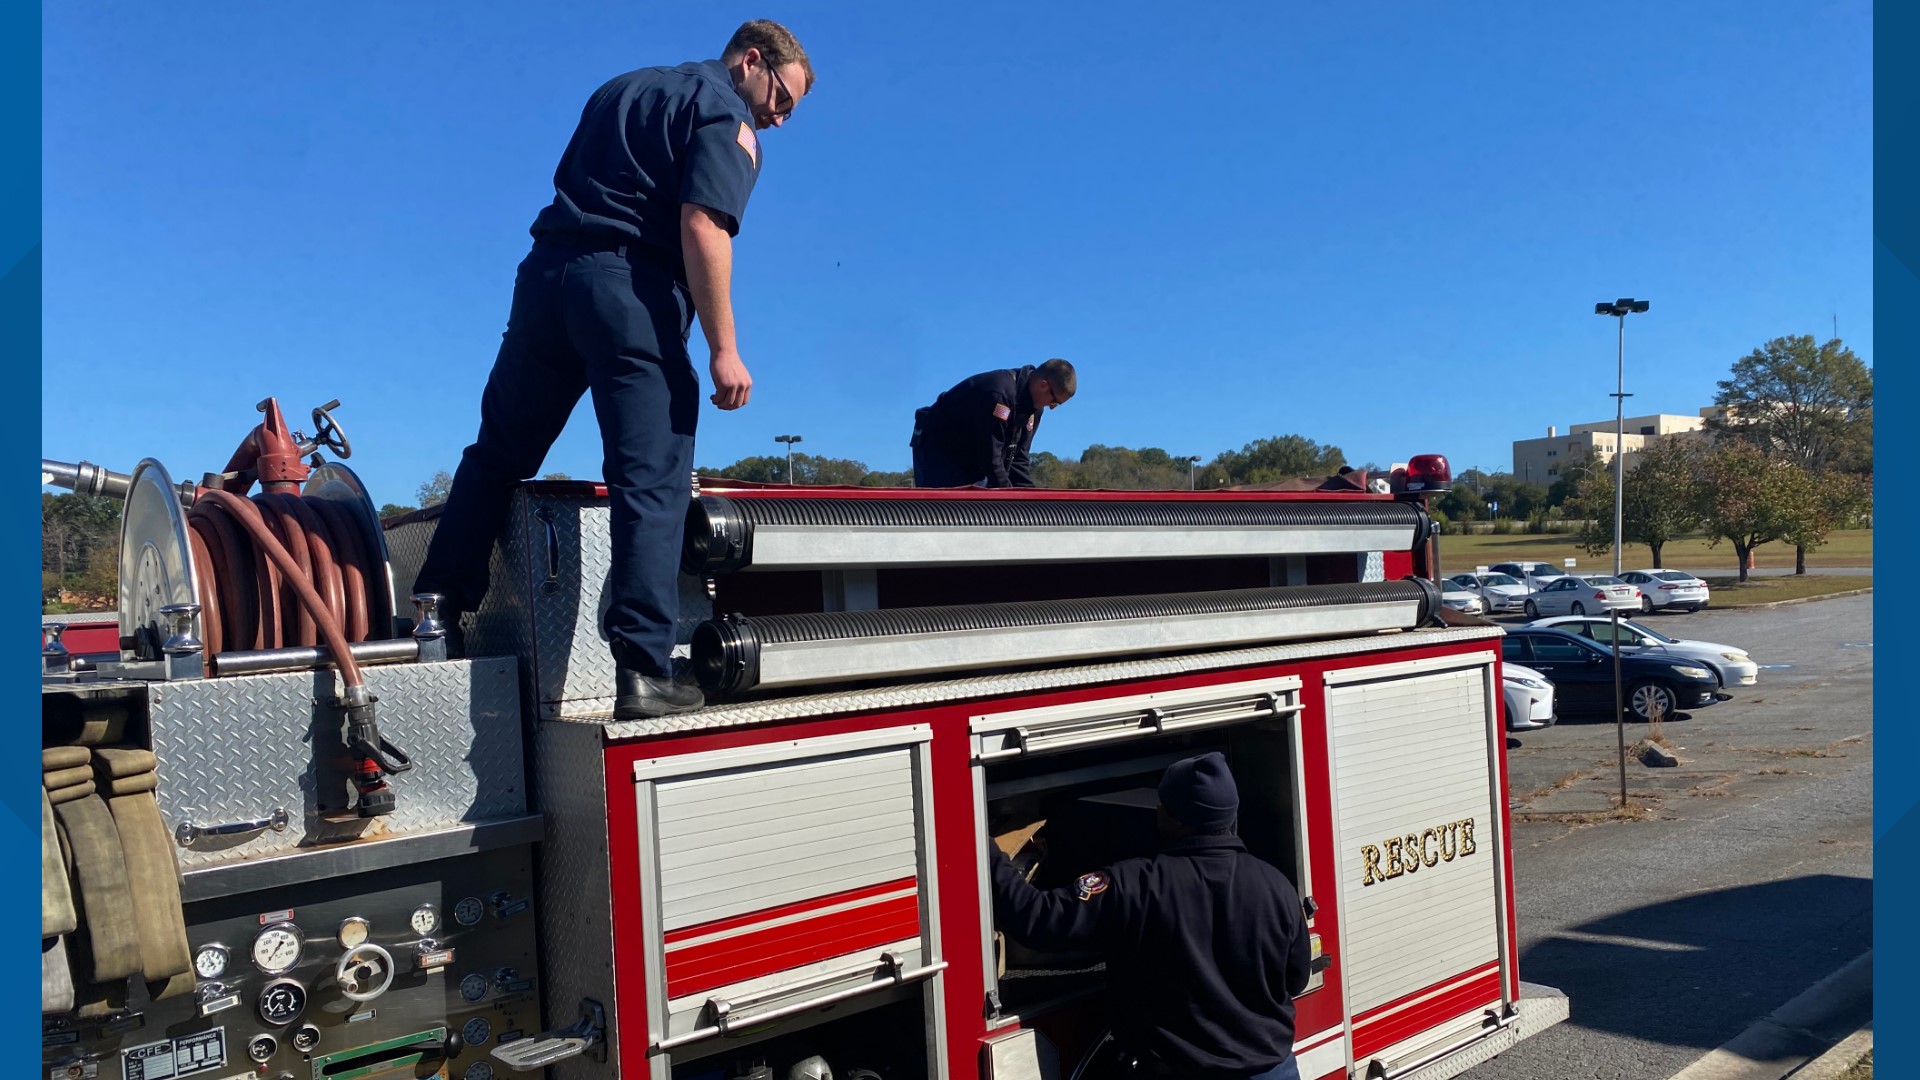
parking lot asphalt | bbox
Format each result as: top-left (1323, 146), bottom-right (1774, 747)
top-left (1462, 593), bottom-right (1873, 1080)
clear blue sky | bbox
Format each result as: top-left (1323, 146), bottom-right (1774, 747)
top-left (40, 1), bottom-right (1872, 506)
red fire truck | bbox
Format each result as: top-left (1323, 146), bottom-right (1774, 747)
top-left (42, 407), bottom-right (1564, 1080)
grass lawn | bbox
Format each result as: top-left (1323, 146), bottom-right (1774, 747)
top-left (1695, 575), bottom-right (1871, 607)
top-left (1439, 529), bottom-right (1872, 575)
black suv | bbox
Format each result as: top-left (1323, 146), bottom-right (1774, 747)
top-left (1502, 627), bottom-right (1721, 721)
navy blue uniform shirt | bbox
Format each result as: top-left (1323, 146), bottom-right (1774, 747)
top-left (991, 835), bottom-right (1313, 1076)
top-left (530, 59), bottom-right (760, 275)
top-left (915, 366), bottom-right (1043, 487)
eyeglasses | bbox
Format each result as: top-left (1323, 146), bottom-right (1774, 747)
top-left (768, 62), bottom-right (796, 121)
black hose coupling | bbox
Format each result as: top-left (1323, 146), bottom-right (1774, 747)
top-left (341, 693), bottom-right (413, 818)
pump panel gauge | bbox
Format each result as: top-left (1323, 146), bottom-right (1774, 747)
top-left (337, 916), bottom-right (370, 948)
top-left (453, 895), bottom-right (484, 927)
top-left (252, 923), bottom-right (304, 975)
top-left (463, 1063), bottom-right (495, 1080)
top-left (462, 1016), bottom-right (491, 1047)
top-left (459, 972), bottom-right (490, 1002)
top-left (409, 904), bottom-right (440, 935)
top-left (193, 943), bottom-right (229, 979)
top-left (258, 978), bottom-right (308, 1025)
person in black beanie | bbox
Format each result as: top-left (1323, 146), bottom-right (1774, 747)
top-left (989, 752), bottom-right (1313, 1080)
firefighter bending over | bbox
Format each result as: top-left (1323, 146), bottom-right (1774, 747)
top-left (989, 753), bottom-right (1313, 1080)
top-left (910, 359), bottom-right (1075, 487)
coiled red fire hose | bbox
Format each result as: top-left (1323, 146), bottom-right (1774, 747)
top-left (186, 488), bottom-right (411, 815)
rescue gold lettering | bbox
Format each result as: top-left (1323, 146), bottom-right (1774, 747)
top-left (1357, 817), bottom-right (1479, 885)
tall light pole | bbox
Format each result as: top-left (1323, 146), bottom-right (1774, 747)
top-left (1593, 297), bottom-right (1648, 809)
top-left (774, 434), bottom-right (803, 485)
top-left (1178, 455), bottom-right (1201, 490)
top-left (1593, 299), bottom-right (1649, 575)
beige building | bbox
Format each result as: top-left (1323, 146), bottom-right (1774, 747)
top-left (1511, 412), bottom-right (1709, 486)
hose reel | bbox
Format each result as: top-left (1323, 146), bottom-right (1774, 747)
top-left (105, 398), bottom-right (412, 816)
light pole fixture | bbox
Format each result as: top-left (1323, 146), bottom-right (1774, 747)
top-left (1592, 298), bottom-right (1649, 575)
top-left (774, 434), bottom-right (803, 485)
top-left (1593, 297), bottom-right (1648, 810)
top-left (1177, 455), bottom-right (1201, 490)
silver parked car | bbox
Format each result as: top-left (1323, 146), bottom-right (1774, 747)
top-left (1441, 580), bottom-right (1487, 616)
top-left (1488, 561), bottom-right (1571, 592)
top-left (1447, 572), bottom-right (1530, 614)
top-left (1503, 662), bottom-right (1557, 730)
top-left (1527, 615), bottom-right (1757, 688)
top-left (1521, 574), bottom-right (1642, 619)
top-left (1619, 569), bottom-right (1711, 613)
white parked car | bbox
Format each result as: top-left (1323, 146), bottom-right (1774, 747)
top-left (1488, 561), bottom-right (1572, 592)
top-left (1527, 615), bottom-right (1758, 688)
top-left (1618, 569), bottom-right (1711, 613)
top-left (1440, 581), bottom-right (1487, 616)
top-left (1521, 574), bottom-right (1642, 619)
top-left (1502, 662), bottom-right (1557, 731)
top-left (1447, 572), bottom-right (1530, 615)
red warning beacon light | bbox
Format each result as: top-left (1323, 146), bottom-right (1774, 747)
top-left (1404, 454), bottom-right (1452, 492)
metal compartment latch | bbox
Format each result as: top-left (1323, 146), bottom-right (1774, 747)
top-left (493, 998), bottom-right (607, 1070)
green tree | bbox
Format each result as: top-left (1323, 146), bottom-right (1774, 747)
top-left (1210, 435), bottom-right (1345, 485)
top-left (1709, 335), bottom-right (1873, 572)
top-left (1709, 335), bottom-right (1873, 474)
top-left (1436, 484), bottom-right (1486, 523)
top-left (1780, 471), bottom-right (1871, 575)
top-left (378, 502), bottom-right (416, 520)
top-left (1697, 442), bottom-right (1817, 582)
top-left (1571, 438), bottom-right (1703, 569)
top-left (698, 453), bottom-right (889, 486)
top-left (416, 470), bottom-right (454, 507)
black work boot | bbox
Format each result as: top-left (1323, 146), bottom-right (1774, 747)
top-left (613, 666), bottom-right (705, 719)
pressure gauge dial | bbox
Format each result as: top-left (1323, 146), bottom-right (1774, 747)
top-left (463, 1063), bottom-right (495, 1080)
top-left (462, 1016), bottom-right (491, 1047)
top-left (252, 923), bottom-right (304, 975)
top-left (258, 978), bottom-right (308, 1026)
top-left (459, 973), bottom-right (490, 1002)
top-left (409, 904), bottom-right (440, 936)
top-left (453, 896), bottom-right (484, 927)
top-left (193, 944), bottom-right (230, 979)
top-left (337, 917), bottom-right (370, 949)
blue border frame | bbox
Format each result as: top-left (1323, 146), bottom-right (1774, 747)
top-left (7, 0), bottom-right (42, 1039)
top-left (1873, 3), bottom-right (1910, 1071)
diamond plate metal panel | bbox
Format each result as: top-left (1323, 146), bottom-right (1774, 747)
top-left (387, 490), bottom-right (712, 722)
top-left (581, 625), bottom-right (1506, 742)
top-left (534, 720), bottom-right (623, 1080)
top-left (149, 658), bottom-right (526, 868)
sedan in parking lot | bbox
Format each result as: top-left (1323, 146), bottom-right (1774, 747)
top-left (1502, 662), bottom-right (1557, 731)
top-left (1500, 627), bottom-right (1721, 721)
top-left (1448, 572), bottom-right (1530, 615)
top-left (1441, 580), bottom-right (1486, 616)
top-left (1521, 575), bottom-right (1642, 619)
top-left (1489, 561), bottom-right (1571, 591)
top-left (1619, 569), bottom-right (1711, 613)
top-left (1526, 615), bottom-right (1758, 688)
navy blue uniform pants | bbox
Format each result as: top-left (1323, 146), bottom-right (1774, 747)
top-left (910, 409), bottom-right (977, 488)
top-left (417, 241), bottom-right (699, 676)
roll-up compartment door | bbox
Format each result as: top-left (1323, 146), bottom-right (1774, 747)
top-left (1324, 653), bottom-right (1508, 1060)
top-left (632, 728), bottom-right (946, 1055)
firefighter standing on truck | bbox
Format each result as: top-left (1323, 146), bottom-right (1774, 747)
top-left (413, 21), bottom-right (812, 721)
top-left (990, 753), bottom-right (1313, 1080)
top-left (910, 359), bottom-right (1076, 487)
